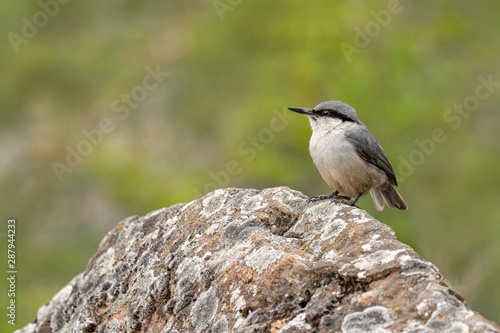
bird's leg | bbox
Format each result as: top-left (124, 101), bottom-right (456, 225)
top-left (344, 192), bottom-right (363, 207)
top-left (309, 190), bottom-right (349, 203)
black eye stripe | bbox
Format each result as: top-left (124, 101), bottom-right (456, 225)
top-left (313, 109), bottom-right (356, 123)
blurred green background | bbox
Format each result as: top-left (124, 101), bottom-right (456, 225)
top-left (1, 0), bottom-right (500, 330)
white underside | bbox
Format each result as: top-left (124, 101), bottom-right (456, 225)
top-left (308, 117), bottom-right (386, 199)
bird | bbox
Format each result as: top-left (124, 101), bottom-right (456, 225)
top-left (288, 100), bottom-right (408, 211)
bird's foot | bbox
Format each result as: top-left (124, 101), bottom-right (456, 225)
top-left (308, 190), bottom-right (349, 203)
top-left (344, 193), bottom-right (363, 207)
top-left (309, 191), bottom-right (363, 208)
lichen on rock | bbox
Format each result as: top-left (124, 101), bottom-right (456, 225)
top-left (16, 187), bottom-right (500, 333)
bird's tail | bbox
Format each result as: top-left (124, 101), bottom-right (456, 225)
top-left (370, 188), bottom-right (385, 212)
top-left (370, 186), bottom-right (408, 211)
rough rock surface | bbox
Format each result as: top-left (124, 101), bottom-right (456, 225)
top-left (17, 187), bottom-right (499, 333)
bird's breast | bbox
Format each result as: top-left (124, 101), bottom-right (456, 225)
top-left (309, 129), bottom-right (354, 174)
top-left (309, 128), bottom-right (373, 197)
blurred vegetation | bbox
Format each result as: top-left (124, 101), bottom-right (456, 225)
top-left (1, 0), bottom-right (499, 330)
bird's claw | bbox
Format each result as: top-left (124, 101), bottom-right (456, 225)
top-left (308, 191), bottom-right (349, 204)
top-left (344, 193), bottom-right (363, 208)
top-left (308, 194), bottom-right (331, 203)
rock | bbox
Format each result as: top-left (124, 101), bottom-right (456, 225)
top-left (16, 187), bottom-right (500, 333)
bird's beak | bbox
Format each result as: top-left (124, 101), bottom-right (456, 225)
top-left (287, 107), bottom-right (314, 116)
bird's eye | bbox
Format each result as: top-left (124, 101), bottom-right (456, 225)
top-left (322, 110), bottom-right (331, 116)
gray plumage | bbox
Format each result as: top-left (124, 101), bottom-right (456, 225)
top-left (288, 100), bottom-right (408, 211)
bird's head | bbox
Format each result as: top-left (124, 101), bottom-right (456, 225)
top-left (288, 100), bottom-right (361, 130)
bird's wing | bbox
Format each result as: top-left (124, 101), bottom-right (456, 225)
top-left (345, 126), bottom-right (398, 186)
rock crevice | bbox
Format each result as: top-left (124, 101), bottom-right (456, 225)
top-left (17, 187), bottom-right (500, 333)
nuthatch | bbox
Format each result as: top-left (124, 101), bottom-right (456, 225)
top-left (288, 100), bottom-right (408, 211)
